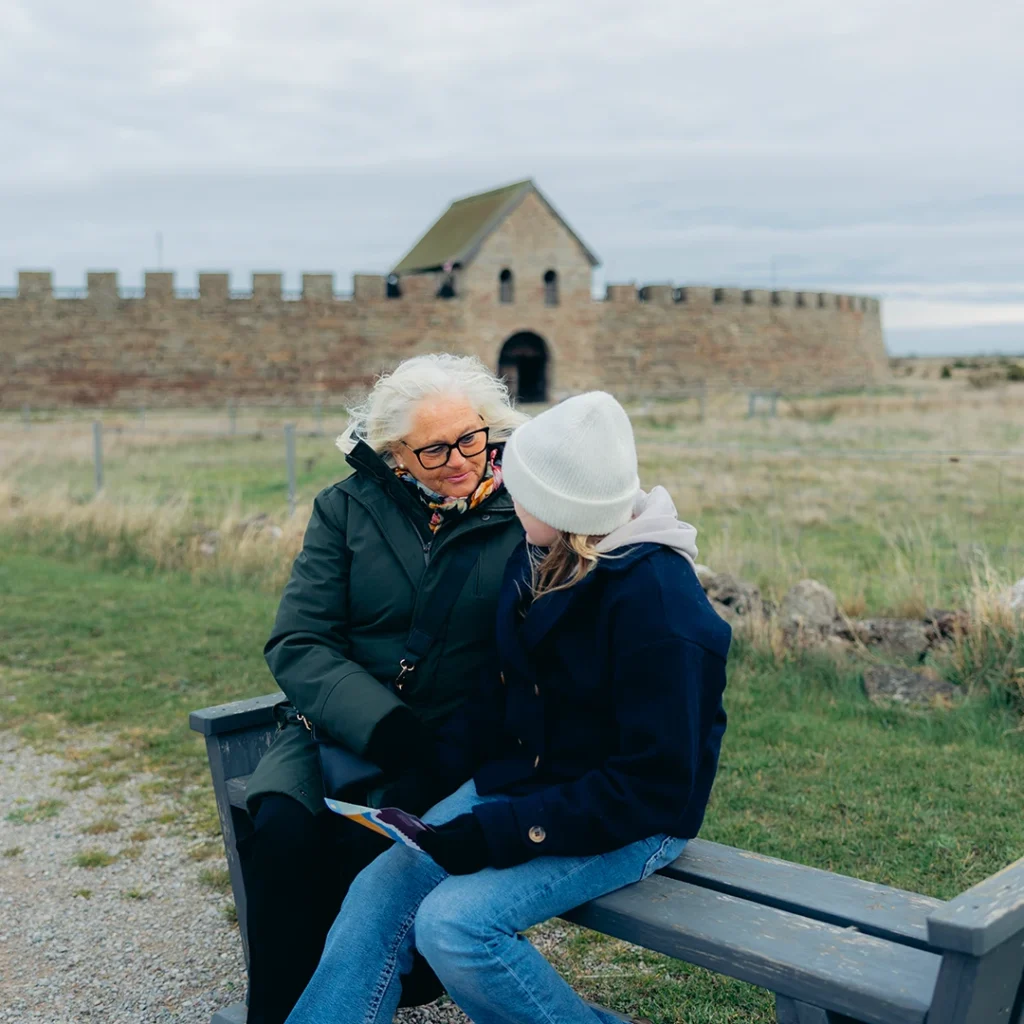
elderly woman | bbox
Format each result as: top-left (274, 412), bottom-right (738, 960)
top-left (239, 354), bottom-right (527, 1024)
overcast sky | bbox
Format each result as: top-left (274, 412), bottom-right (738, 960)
top-left (2, 0), bottom-right (1022, 355)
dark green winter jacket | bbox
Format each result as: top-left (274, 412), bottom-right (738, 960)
top-left (245, 441), bottom-right (522, 816)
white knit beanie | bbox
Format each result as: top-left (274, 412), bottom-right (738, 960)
top-left (502, 392), bottom-right (640, 536)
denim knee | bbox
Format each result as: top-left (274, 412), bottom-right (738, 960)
top-left (415, 884), bottom-right (494, 968)
top-left (345, 842), bottom-right (411, 903)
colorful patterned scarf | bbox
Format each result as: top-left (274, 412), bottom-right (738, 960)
top-left (395, 447), bottom-right (504, 534)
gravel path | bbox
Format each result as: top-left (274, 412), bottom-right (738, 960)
top-left (0, 732), bottom-right (247, 1023)
top-left (0, 733), bottom-right (477, 1024)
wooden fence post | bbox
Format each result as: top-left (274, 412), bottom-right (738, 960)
top-left (92, 421), bottom-right (104, 495)
top-left (285, 423), bottom-right (296, 516)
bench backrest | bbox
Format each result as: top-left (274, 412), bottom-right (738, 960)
top-left (926, 858), bottom-right (1024, 1024)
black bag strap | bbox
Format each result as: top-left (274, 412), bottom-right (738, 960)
top-left (395, 539), bottom-right (482, 690)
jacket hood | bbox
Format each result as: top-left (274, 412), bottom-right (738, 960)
top-left (594, 486), bottom-right (698, 566)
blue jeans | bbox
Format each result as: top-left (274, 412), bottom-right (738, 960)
top-left (285, 779), bottom-right (686, 1024)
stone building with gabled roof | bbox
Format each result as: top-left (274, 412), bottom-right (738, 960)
top-left (1, 180), bottom-right (888, 409)
top-left (393, 179), bottom-right (599, 276)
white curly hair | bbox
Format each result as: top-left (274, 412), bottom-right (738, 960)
top-left (337, 353), bottom-right (529, 462)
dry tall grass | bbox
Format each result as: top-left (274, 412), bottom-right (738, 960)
top-left (1, 481), bottom-right (306, 591)
top-left (2, 380), bottom-right (1022, 613)
top-left (3, 383), bottom-right (1022, 714)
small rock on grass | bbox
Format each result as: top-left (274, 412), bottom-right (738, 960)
top-left (863, 665), bottom-right (959, 708)
top-left (780, 579), bottom-right (839, 640)
top-left (924, 608), bottom-right (971, 641)
top-left (699, 570), bottom-right (764, 623)
top-left (837, 619), bottom-right (932, 661)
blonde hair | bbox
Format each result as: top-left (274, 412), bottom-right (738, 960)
top-left (528, 531), bottom-right (605, 600)
top-left (337, 353), bottom-right (527, 463)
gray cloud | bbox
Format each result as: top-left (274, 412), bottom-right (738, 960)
top-left (2, 0), bottom-right (1023, 350)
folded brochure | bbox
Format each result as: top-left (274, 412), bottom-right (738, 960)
top-left (324, 798), bottom-right (433, 852)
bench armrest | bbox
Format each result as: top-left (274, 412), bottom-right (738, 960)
top-left (927, 855), bottom-right (1024, 956)
top-left (189, 692), bottom-right (286, 737)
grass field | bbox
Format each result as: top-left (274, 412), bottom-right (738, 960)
top-left (2, 377), bottom-right (1024, 1021)
top-left (4, 381), bottom-right (1023, 612)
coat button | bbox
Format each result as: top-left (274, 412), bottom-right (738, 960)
top-left (482, 514), bottom-right (491, 521)
top-left (533, 755), bottom-right (540, 769)
top-left (528, 826), bottom-right (547, 843)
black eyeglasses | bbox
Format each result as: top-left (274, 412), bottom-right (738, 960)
top-left (400, 427), bottom-right (490, 469)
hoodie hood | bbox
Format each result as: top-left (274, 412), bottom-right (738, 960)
top-left (594, 486), bottom-right (698, 566)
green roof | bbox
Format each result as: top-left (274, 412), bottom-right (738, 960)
top-left (393, 179), bottom-right (599, 275)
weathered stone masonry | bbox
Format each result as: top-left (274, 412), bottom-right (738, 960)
top-left (0, 183), bottom-right (888, 408)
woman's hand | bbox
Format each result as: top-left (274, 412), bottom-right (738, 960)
top-left (418, 813), bottom-right (490, 875)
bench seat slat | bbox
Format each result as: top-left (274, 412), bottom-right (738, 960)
top-left (662, 839), bottom-right (944, 952)
top-left (565, 874), bottom-right (940, 1024)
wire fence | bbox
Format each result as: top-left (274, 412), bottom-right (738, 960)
top-left (2, 393), bottom-right (1022, 609)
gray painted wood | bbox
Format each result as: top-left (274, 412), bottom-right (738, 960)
top-left (927, 856), bottom-right (1024, 957)
top-left (210, 1000), bottom-right (246, 1024)
top-left (210, 728), bottom-right (276, 782)
top-left (203, 733), bottom-right (253, 967)
top-left (564, 874), bottom-right (939, 1024)
top-left (927, 931), bottom-right (1024, 1024)
top-left (198, 723), bottom-right (276, 970)
top-left (189, 692), bottom-right (284, 737)
top-left (191, 698), bottom-right (1024, 1024)
top-left (662, 840), bottom-right (943, 952)
top-left (775, 995), bottom-right (848, 1024)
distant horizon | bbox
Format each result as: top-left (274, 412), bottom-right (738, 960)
top-left (885, 322), bottom-right (1024, 358)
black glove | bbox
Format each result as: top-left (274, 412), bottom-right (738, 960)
top-left (418, 813), bottom-right (491, 875)
top-left (379, 770), bottom-right (443, 817)
top-left (364, 708), bottom-right (432, 776)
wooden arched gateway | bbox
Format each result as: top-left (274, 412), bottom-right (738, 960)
top-left (498, 332), bottom-right (548, 403)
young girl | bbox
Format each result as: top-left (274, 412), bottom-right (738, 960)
top-left (286, 391), bottom-right (730, 1024)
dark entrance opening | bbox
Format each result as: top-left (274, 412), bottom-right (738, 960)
top-left (498, 332), bottom-right (548, 404)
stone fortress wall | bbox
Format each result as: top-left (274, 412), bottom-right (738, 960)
top-left (0, 268), bottom-right (888, 409)
top-left (0, 190), bottom-right (888, 408)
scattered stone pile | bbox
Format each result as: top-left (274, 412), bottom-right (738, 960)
top-left (696, 568), bottom-right (1024, 710)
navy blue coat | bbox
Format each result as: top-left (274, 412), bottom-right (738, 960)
top-left (438, 540), bottom-right (731, 868)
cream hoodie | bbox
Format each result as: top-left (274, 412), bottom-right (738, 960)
top-left (594, 486), bottom-right (698, 566)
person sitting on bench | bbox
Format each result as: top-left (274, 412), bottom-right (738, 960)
top-left (239, 354), bottom-right (527, 1024)
top-left (285, 391), bottom-right (731, 1024)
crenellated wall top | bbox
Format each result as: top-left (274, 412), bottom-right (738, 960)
top-left (0, 270), bottom-right (880, 314)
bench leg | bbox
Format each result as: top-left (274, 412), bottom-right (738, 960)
top-left (776, 997), bottom-right (828, 1024)
top-left (211, 1001), bottom-right (247, 1024)
top-left (775, 995), bottom-right (865, 1024)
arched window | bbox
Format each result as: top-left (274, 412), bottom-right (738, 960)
top-left (499, 268), bottom-right (514, 304)
top-left (543, 269), bottom-right (558, 306)
top-left (386, 274), bottom-right (401, 299)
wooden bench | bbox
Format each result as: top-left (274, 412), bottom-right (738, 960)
top-left (191, 693), bottom-right (1024, 1024)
